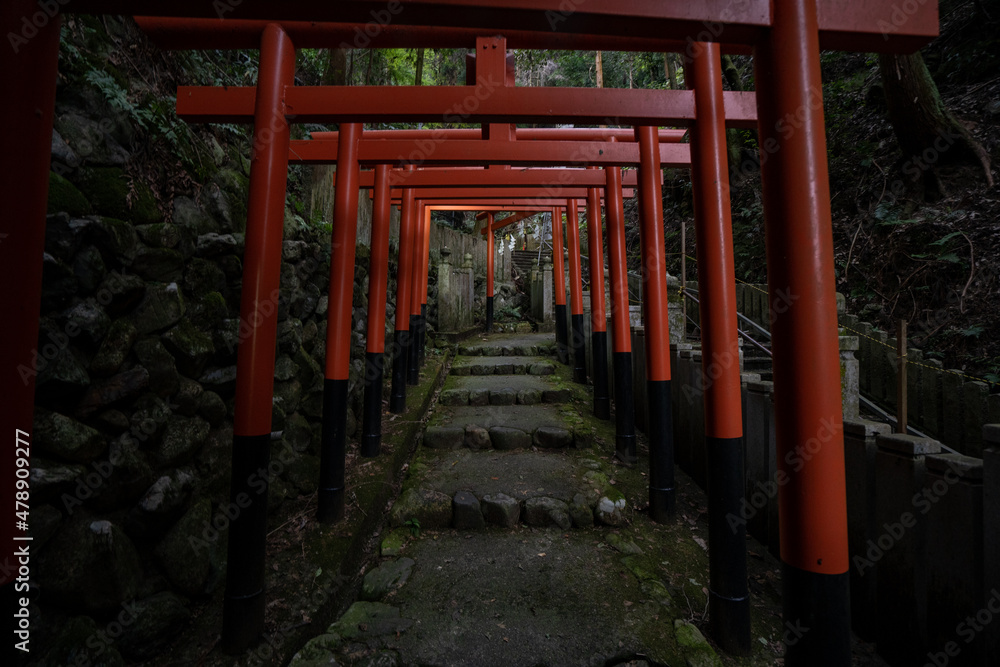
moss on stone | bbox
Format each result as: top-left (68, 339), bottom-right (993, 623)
top-left (76, 167), bottom-right (161, 223)
top-left (77, 167), bottom-right (131, 219)
top-left (48, 171), bottom-right (92, 216)
top-left (131, 178), bottom-right (162, 224)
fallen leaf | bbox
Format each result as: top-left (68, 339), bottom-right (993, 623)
top-left (538, 552), bottom-right (546, 557)
top-left (624, 600), bottom-right (633, 606)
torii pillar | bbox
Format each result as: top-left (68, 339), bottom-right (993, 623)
top-left (486, 212), bottom-right (495, 332)
top-left (586, 183), bottom-right (611, 420)
top-left (361, 164), bottom-right (393, 457)
top-left (221, 24), bottom-right (295, 652)
top-left (390, 186), bottom-right (418, 412)
top-left (551, 206), bottom-right (569, 365)
top-left (605, 165), bottom-right (637, 462)
top-left (635, 125), bottom-right (676, 524)
top-left (756, 1), bottom-right (851, 662)
top-left (565, 199), bottom-right (588, 384)
top-left (407, 203), bottom-right (427, 385)
top-left (687, 43), bottom-right (751, 655)
top-left (318, 121), bottom-right (362, 522)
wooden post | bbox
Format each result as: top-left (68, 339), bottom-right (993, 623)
top-left (897, 319), bottom-right (908, 434)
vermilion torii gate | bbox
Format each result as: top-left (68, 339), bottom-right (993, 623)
top-left (0, 3), bottom-right (938, 665)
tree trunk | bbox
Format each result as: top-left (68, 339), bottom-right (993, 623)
top-left (664, 53), bottom-right (678, 90)
top-left (595, 51), bottom-right (604, 88)
top-left (879, 51), bottom-right (993, 197)
top-left (308, 48), bottom-right (348, 225)
top-left (721, 55), bottom-right (743, 93)
top-left (721, 55), bottom-right (746, 170)
top-left (414, 48), bottom-right (425, 85)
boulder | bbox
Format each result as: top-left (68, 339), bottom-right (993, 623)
top-left (489, 426), bottom-right (531, 451)
top-left (523, 496), bottom-right (572, 530)
top-left (463, 425), bottom-right (491, 450)
top-left (132, 282), bottom-right (185, 335)
top-left (533, 426), bottom-right (573, 449)
top-left (154, 498), bottom-right (216, 597)
top-left (489, 388), bottom-right (517, 406)
top-left (595, 487), bottom-right (628, 526)
top-left (452, 491), bottom-right (485, 530)
top-left (134, 337), bottom-right (180, 398)
top-left (38, 516), bottom-right (142, 613)
top-left (389, 488), bottom-right (452, 530)
top-left (90, 318), bottom-right (137, 376)
top-left (133, 246), bottom-right (185, 284)
top-left (162, 320), bottom-right (215, 378)
top-left (360, 557), bottom-right (415, 601)
top-left (34, 408), bottom-right (106, 463)
top-left (75, 367), bottom-right (150, 418)
top-left (481, 493), bottom-right (520, 528)
top-left (154, 416), bottom-right (210, 467)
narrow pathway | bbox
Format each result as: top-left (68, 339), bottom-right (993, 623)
top-left (289, 333), bottom-right (787, 667)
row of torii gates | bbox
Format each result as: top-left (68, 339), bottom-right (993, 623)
top-left (1, 2), bottom-right (938, 665)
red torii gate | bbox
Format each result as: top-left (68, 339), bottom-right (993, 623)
top-left (0, 3), bottom-right (939, 665)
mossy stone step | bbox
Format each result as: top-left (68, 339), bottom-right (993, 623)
top-left (439, 375), bottom-right (570, 407)
top-left (457, 343), bottom-right (557, 357)
top-left (450, 356), bottom-right (557, 377)
top-left (424, 423), bottom-right (578, 451)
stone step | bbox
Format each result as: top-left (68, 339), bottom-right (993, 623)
top-left (451, 356), bottom-right (556, 376)
top-left (440, 375), bottom-right (570, 407)
top-left (457, 342), bottom-right (556, 357)
top-left (387, 450), bottom-right (629, 532)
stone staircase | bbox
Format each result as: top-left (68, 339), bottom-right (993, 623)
top-left (511, 249), bottom-right (549, 277)
top-left (287, 332), bottom-right (790, 667)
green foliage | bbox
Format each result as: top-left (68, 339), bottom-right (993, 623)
top-left (403, 517), bottom-right (421, 537)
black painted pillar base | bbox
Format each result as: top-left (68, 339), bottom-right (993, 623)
top-left (361, 351), bottom-right (383, 458)
top-left (389, 329), bottom-right (409, 414)
top-left (706, 436), bottom-right (751, 654)
top-left (419, 304), bottom-right (427, 366)
top-left (317, 378), bottom-right (348, 523)
top-left (592, 331), bottom-right (611, 420)
top-left (555, 304), bottom-right (569, 365)
top-left (407, 314), bottom-right (419, 385)
top-left (571, 313), bottom-right (587, 384)
top-left (612, 351), bottom-right (637, 463)
top-left (221, 433), bottom-right (271, 652)
top-left (782, 564), bottom-right (851, 666)
top-left (486, 295), bottom-right (494, 333)
top-left (647, 380), bottom-right (675, 522)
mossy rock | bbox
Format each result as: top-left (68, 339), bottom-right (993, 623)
top-left (76, 167), bottom-right (161, 223)
top-left (131, 178), bottom-right (162, 224)
top-left (673, 620), bottom-right (723, 667)
top-left (76, 167), bottom-right (130, 219)
top-left (48, 171), bottom-right (92, 216)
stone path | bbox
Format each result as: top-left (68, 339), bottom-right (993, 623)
top-left (288, 333), bottom-right (790, 667)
